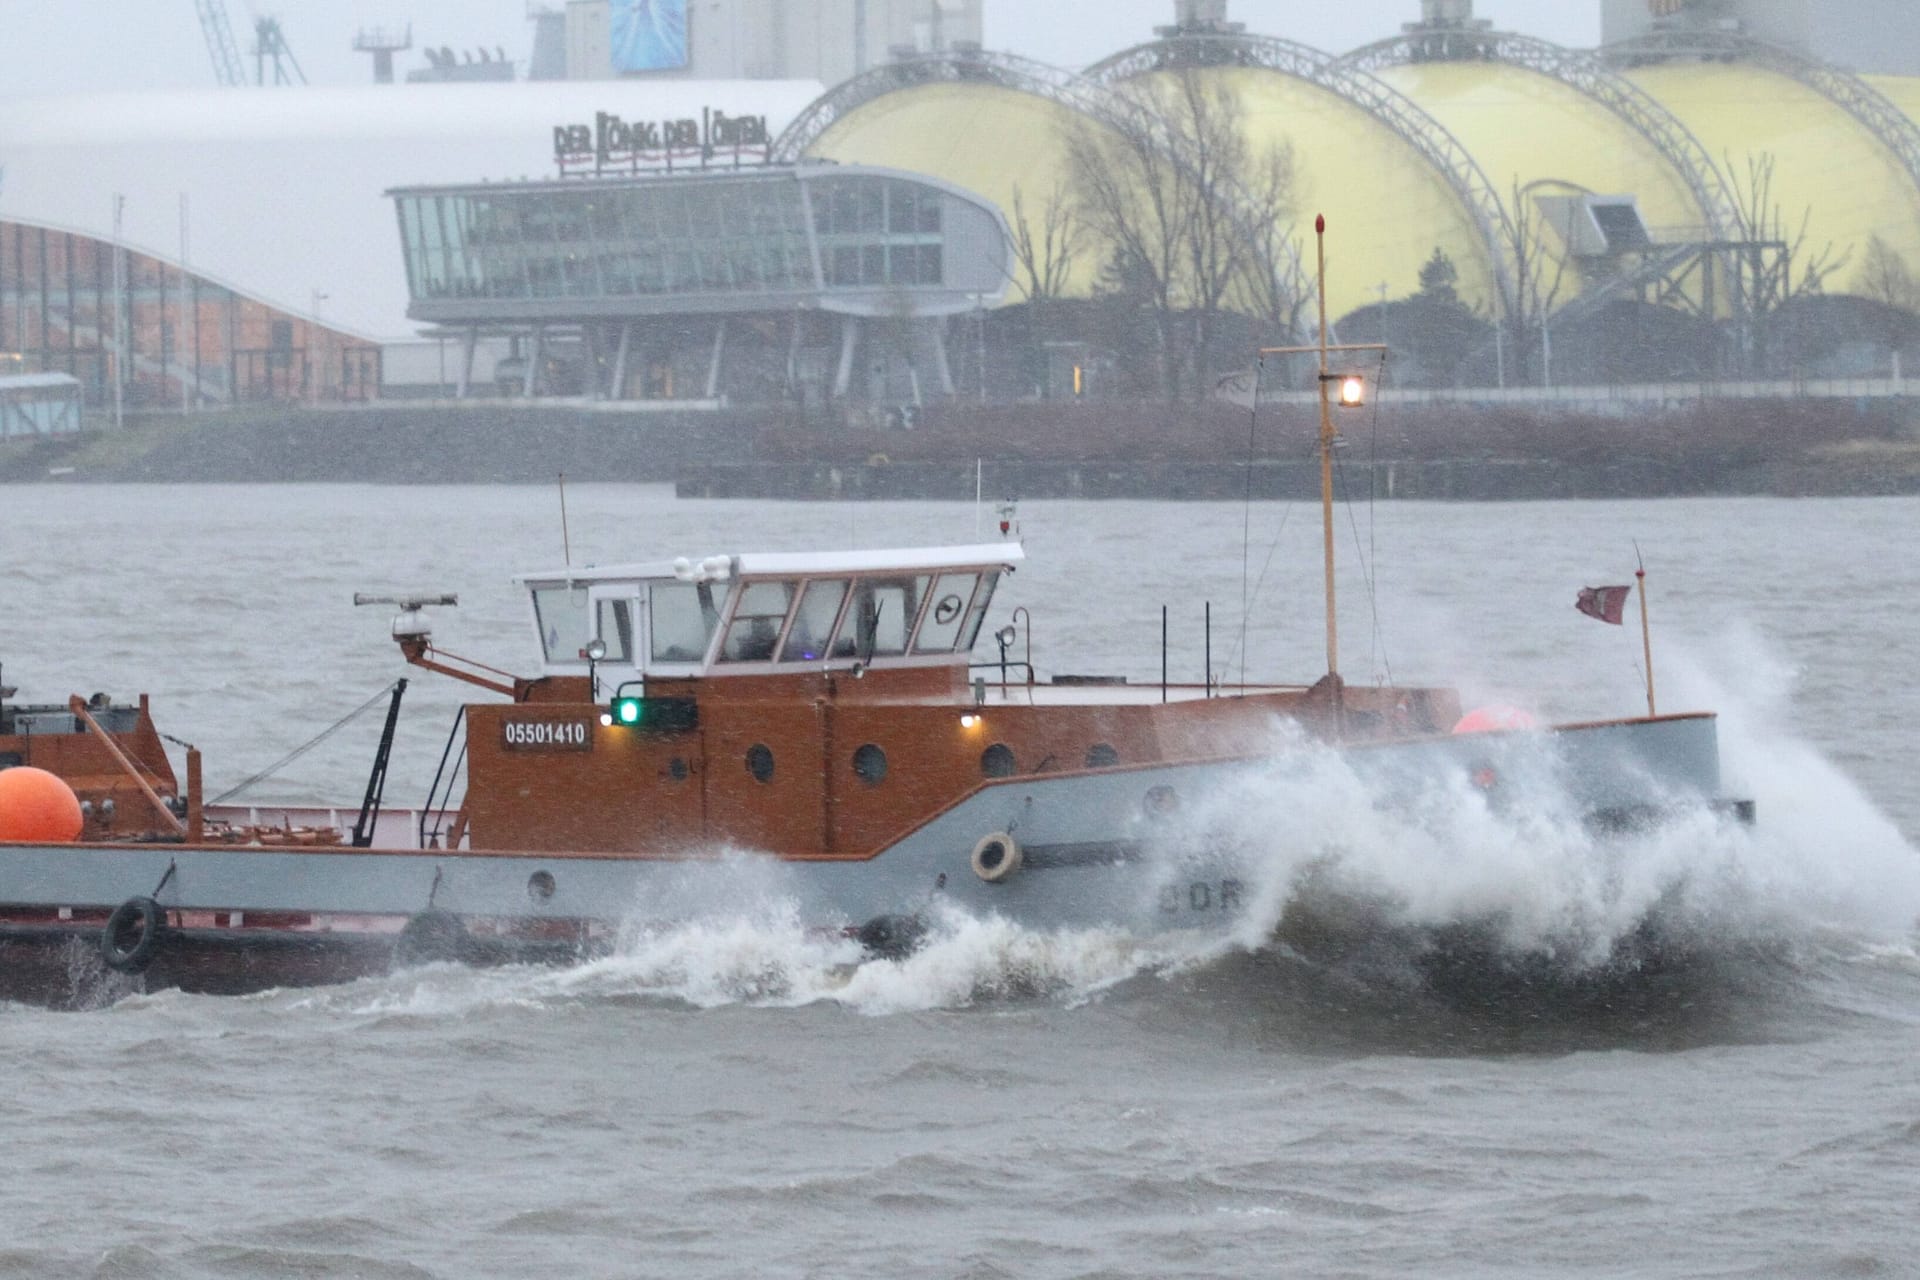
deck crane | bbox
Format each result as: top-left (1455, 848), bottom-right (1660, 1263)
top-left (194, 1), bottom-right (308, 86)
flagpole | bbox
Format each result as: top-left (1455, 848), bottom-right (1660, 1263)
top-left (1637, 565), bottom-right (1656, 718)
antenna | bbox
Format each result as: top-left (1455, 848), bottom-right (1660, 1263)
top-left (354, 593), bottom-right (459, 640)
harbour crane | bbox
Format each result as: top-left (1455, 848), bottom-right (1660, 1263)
top-left (194, 1), bottom-right (308, 86)
top-left (194, 0), bottom-right (246, 86)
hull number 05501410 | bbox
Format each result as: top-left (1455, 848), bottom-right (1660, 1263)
top-left (502, 720), bottom-right (593, 751)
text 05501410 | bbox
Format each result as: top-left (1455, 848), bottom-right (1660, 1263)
top-left (502, 720), bottom-right (593, 752)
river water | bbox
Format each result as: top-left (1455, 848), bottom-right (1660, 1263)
top-left (2, 485), bottom-right (1917, 1278)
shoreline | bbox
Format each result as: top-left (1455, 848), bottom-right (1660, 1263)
top-left (6, 404), bottom-right (1919, 499)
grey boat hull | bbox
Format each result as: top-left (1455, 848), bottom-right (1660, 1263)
top-left (0, 714), bottom-right (1742, 1003)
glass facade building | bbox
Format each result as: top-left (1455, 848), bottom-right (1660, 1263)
top-left (0, 220), bottom-right (381, 410)
top-left (389, 166), bottom-right (1010, 402)
top-left (392, 166), bottom-right (1006, 323)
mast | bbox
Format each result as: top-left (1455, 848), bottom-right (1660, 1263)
top-left (1257, 216), bottom-right (1384, 690)
top-left (1315, 214), bottom-right (1338, 679)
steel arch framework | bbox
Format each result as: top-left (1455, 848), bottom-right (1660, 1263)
top-left (1082, 33), bottom-right (1519, 310)
top-left (772, 48), bottom-right (1319, 337)
top-left (772, 49), bottom-right (1123, 164)
top-left (1604, 30), bottom-right (1920, 214)
top-left (1336, 31), bottom-right (1741, 243)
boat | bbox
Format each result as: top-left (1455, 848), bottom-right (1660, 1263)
top-left (0, 221), bottom-right (1753, 1006)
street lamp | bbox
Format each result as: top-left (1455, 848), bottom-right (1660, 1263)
top-left (310, 290), bottom-right (329, 403)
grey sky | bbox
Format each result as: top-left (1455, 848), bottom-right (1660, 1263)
top-left (0, 1), bottom-right (1599, 100)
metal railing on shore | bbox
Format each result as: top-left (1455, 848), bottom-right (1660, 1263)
top-left (1238, 374), bottom-right (1920, 416)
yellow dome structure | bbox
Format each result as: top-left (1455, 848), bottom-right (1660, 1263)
top-left (1625, 61), bottom-right (1920, 279)
top-left (1091, 58), bottom-right (1493, 320)
top-left (804, 76), bottom-right (1111, 300)
top-left (778, 26), bottom-right (1920, 390)
top-left (798, 47), bottom-right (1512, 321)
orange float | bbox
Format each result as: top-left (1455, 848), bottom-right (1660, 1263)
top-left (0, 767), bottom-right (85, 843)
top-left (1451, 705), bottom-right (1541, 735)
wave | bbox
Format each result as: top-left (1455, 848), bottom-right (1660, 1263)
top-left (164, 629), bottom-right (1915, 1044)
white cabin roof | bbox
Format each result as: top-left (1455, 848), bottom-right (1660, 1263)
top-left (514, 543), bottom-right (1024, 587)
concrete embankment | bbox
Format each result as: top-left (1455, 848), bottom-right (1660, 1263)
top-left (5, 399), bottom-right (1919, 498)
top-left (676, 450), bottom-right (1920, 501)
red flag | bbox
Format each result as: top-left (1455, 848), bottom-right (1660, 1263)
top-left (1576, 585), bottom-right (1632, 625)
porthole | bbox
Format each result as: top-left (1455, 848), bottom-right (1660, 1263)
top-left (1086, 743), bottom-right (1120, 769)
top-left (527, 870), bottom-right (556, 901)
top-left (981, 743), bottom-right (1016, 779)
top-left (1143, 785), bottom-right (1179, 819)
top-left (746, 744), bottom-right (775, 784)
top-left (853, 743), bottom-right (889, 785)
top-left (668, 757), bottom-right (690, 781)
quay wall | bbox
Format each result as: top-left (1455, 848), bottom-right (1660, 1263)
top-left (2, 399), bottom-right (1917, 499)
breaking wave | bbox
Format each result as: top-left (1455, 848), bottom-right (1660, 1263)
top-left (258, 628), bottom-right (1918, 1035)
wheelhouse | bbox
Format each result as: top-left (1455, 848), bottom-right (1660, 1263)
top-left (514, 544), bottom-right (1024, 685)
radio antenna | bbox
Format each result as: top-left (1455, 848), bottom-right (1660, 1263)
top-left (557, 472), bottom-right (573, 567)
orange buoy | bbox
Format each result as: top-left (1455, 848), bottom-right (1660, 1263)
top-left (0, 767), bottom-right (85, 843)
top-left (1451, 705), bottom-right (1540, 735)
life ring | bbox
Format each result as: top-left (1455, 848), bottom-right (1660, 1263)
top-left (971, 832), bottom-right (1022, 883)
top-left (101, 896), bottom-right (166, 974)
top-left (866, 452), bottom-right (891, 467)
top-left (395, 909), bottom-right (469, 968)
top-left (854, 913), bottom-right (927, 960)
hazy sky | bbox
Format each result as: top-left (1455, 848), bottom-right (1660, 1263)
top-left (0, 1), bottom-right (1600, 99)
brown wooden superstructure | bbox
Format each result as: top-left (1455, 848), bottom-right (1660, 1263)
top-left (0, 693), bottom-right (186, 842)
top-left (398, 544), bottom-right (1462, 860)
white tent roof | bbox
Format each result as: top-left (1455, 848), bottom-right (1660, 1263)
top-left (0, 81), bottom-right (824, 341)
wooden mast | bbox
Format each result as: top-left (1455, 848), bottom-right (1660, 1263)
top-left (1314, 214), bottom-right (1338, 679)
top-left (1257, 216), bottom-right (1386, 696)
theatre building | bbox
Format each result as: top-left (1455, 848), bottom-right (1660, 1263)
top-left (390, 159), bottom-right (1011, 405)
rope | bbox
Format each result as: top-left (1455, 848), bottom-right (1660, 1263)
top-left (208, 682), bottom-right (401, 806)
top-left (1239, 356), bottom-right (1264, 691)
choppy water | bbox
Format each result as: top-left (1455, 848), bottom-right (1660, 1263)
top-left (3, 486), bottom-right (1918, 1279)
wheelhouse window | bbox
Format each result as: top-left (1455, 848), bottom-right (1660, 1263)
top-left (532, 586), bottom-right (591, 664)
top-left (719, 581), bottom-right (796, 663)
top-left (781, 579), bottom-right (849, 663)
top-left (595, 598), bottom-right (634, 663)
top-left (649, 581), bottom-right (722, 664)
top-left (959, 571), bottom-right (1001, 652)
top-left (833, 576), bottom-right (931, 659)
top-left (912, 572), bottom-right (983, 654)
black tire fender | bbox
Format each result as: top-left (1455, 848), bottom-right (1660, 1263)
top-left (854, 913), bottom-right (928, 960)
top-left (101, 896), bottom-right (166, 974)
top-left (395, 909), bottom-right (470, 968)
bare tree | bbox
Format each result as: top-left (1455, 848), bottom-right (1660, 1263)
top-left (1065, 86), bottom-right (1193, 398)
top-left (1167, 70), bottom-right (1265, 393)
top-left (1223, 138), bottom-right (1307, 354)
top-left (1008, 180), bottom-right (1087, 306)
top-left (1727, 151), bottom-right (1850, 373)
top-left (1855, 234), bottom-right (1919, 313)
top-left (1495, 180), bottom-right (1574, 386)
top-left (1064, 68), bottom-right (1297, 400)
